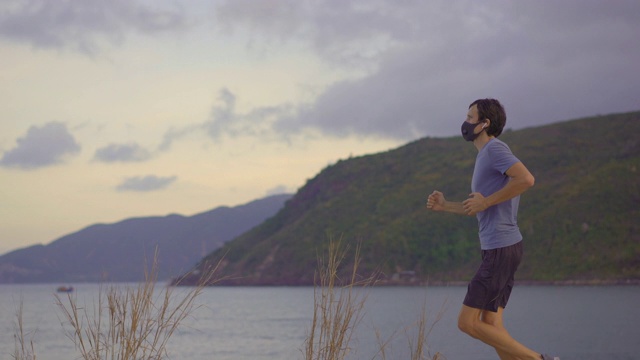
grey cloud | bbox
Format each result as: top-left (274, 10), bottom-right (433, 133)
top-left (215, 0), bottom-right (640, 139)
top-left (200, 88), bottom-right (294, 140)
top-left (215, 0), bottom-right (415, 67)
top-left (156, 88), bottom-right (297, 150)
top-left (157, 89), bottom-right (240, 147)
top-left (0, 122), bottom-right (81, 169)
top-left (156, 88), bottom-right (295, 150)
top-left (0, 0), bottom-right (187, 53)
top-left (205, 88), bottom-right (238, 140)
top-left (116, 175), bottom-right (177, 192)
top-left (93, 143), bottom-right (152, 163)
top-left (215, 1), bottom-right (640, 65)
top-left (158, 124), bottom-right (200, 152)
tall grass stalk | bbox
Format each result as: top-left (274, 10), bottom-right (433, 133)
top-left (304, 240), bottom-right (376, 360)
top-left (304, 239), bottom-right (445, 360)
top-left (11, 300), bottom-right (36, 360)
top-left (407, 299), bottom-right (446, 360)
top-left (373, 294), bottom-right (447, 360)
top-left (55, 251), bottom-right (218, 360)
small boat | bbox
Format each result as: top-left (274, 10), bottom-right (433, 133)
top-left (56, 286), bottom-right (74, 293)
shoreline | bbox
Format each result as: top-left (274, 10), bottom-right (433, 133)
top-left (4, 278), bottom-right (640, 287)
top-left (380, 278), bottom-right (640, 287)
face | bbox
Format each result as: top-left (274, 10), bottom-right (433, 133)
top-left (466, 104), bottom-right (480, 124)
top-left (461, 104), bottom-right (486, 142)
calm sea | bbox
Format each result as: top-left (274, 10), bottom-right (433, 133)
top-left (1, 284), bottom-right (638, 360)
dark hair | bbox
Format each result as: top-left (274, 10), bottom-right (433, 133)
top-left (469, 98), bottom-right (506, 137)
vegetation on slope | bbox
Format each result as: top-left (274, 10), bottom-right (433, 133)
top-left (189, 111), bottom-right (640, 285)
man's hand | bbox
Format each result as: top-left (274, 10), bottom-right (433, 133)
top-left (427, 190), bottom-right (469, 215)
top-left (426, 190), bottom-right (446, 211)
top-left (462, 192), bottom-right (488, 216)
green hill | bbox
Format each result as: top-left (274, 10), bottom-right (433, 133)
top-left (185, 111), bottom-right (640, 285)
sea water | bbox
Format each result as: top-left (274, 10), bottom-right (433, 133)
top-left (1, 284), bottom-right (638, 360)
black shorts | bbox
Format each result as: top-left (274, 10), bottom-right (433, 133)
top-left (463, 241), bottom-right (523, 312)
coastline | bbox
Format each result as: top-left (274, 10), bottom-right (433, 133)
top-left (375, 278), bottom-right (640, 287)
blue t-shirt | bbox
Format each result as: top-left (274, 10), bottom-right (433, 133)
top-left (471, 138), bottom-right (522, 250)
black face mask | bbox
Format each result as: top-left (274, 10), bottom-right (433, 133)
top-left (461, 121), bottom-right (485, 142)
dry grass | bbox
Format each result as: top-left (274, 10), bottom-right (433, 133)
top-left (304, 240), bottom-right (375, 360)
top-left (12, 243), bottom-right (446, 360)
top-left (372, 292), bottom-right (447, 360)
top-left (11, 300), bottom-right (36, 360)
top-left (54, 250), bottom-right (218, 360)
top-left (373, 300), bottom-right (446, 360)
top-left (304, 239), bottom-right (445, 360)
top-left (407, 299), bottom-right (447, 360)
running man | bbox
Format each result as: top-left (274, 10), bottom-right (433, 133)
top-left (426, 99), bottom-right (558, 360)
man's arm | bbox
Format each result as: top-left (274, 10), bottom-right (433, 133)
top-left (463, 161), bottom-right (535, 215)
top-left (427, 190), bottom-right (469, 216)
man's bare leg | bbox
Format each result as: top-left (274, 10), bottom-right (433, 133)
top-left (482, 309), bottom-right (523, 360)
top-left (458, 305), bottom-right (540, 360)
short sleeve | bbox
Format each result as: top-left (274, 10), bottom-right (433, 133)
top-left (489, 140), bottom-right (520, 175)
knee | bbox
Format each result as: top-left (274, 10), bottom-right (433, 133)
top-left (458, 316), bottom-right (478, 338)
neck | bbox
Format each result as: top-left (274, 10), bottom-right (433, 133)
top-left (473, 133), bottom-right (494, 151)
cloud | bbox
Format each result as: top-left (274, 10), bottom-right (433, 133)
top-left (214, 0), bottom-right (640, 139)
top-left (214, 0), bottom-right (415, 68)
top-left (265, 185), bottom-right (292, 196)
top-left (204, 88), bottom-right (295, 140)
top-left (0, 0), bottom-right (188, 53)
top-left (116, 175), bottom-right (177, 192)
top-left (158, 124), bottom-right (200, 152)
top-left (4, 1), bottom-right (636, 146)
top-left (205, 88), bottom-right (238, 139)
top-left (0, 122), bottom-right (81, 169)
top-left (158, 88), bottom-right (296, 147)
top-left (93, 143), bottom-right (152, 163)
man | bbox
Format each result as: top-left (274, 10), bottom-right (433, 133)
top-left (426, 99), bottom-right (558, 360)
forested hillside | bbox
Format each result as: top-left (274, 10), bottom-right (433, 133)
top-left (185, 111), bottom-right (640, 285)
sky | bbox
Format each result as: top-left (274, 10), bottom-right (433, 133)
top-left (1, 0), bottom-right (639, 255)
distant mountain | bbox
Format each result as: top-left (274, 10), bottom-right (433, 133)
top-left (0, 194), bottom-right (292, 283)
top-left (181, 111), bottom-right (640, 286)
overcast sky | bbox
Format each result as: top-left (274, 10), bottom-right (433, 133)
top-left (1, 0), bottom-right (639, 254)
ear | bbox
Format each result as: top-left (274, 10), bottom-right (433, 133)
top-left (482, 119), bottom-right (491, 129)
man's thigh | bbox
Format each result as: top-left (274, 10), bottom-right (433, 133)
top-left (463, 242), bottom-right (523, 312)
